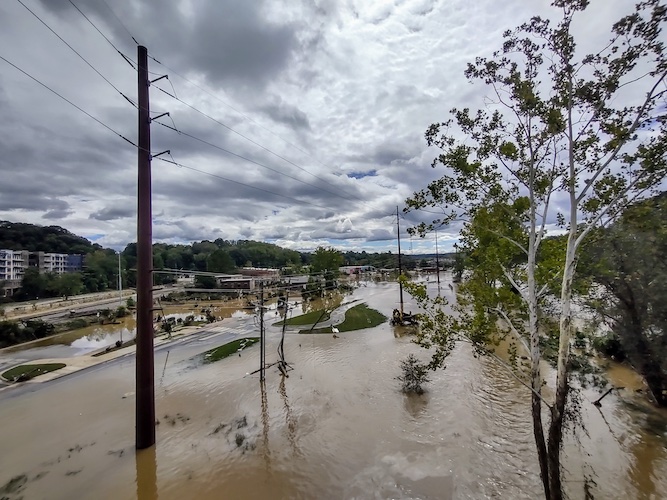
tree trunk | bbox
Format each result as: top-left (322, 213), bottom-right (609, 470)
top-left (550, 200), bottom-right (578, 499)
top-left (532, 391), bottom-right (550, 498)
top-left (547, 380), bottom-right (568, 500)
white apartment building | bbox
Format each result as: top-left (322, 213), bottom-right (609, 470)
top-left (42, 252), bottom-right (68, 274)
top-left (0, 249), bottom-right (30, 281)
top-left (1, 250), bottom-right (82, 296)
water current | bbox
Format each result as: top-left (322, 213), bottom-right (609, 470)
top-left (0, 278), bottom-right (665, 499)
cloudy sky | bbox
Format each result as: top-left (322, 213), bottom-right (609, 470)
top-left (0, 0), bottom-right (634, 253)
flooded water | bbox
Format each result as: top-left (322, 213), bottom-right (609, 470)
top-left (0, 299), bottom-right (255, 362)
top-left (0, 279), bottom-right (665, 499)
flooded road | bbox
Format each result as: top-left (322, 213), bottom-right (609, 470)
top-left (0, 299), bottom-right (252, 363)
top-left (0, 279), bottom-right (665, 499)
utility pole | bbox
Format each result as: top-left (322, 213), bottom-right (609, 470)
top-left (136, 45), bottom-right (155, 450)
top-left (118, 251), bottom-right (123, 344)
top-left (259, 281), bottom-right (265, 381)
top-left (396, 206), bottom-right (404, 318)
top-left (118, 252), bottom-right (123, 307)
top-left (435, 228), bottom-right (441, 289)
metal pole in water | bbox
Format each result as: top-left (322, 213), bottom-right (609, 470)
top-left (259, 280), bottom-right (265, 381)
top-left (118, 251), bottom-right (123, 307)
top-left (396, 206), bottom-right (404, 318)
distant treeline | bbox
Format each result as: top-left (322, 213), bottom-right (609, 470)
top-left (0, 221), bottom-right (96, 254)
top-left (1, 221), bottom-right (439, 301)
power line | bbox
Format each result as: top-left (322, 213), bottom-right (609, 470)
top-left (17, 0), bottom-right (137, 109)
top-left (64, 0), bottom-right (388, 217)
top-left (99, 0), bottom-right (139, 45)
top-left (153, 120), bottom-right (356, 206)
top-left (0, 53), bottom-right (137, 148)
top-left (0, 52), bottom-right (347, 214)
top-left (148, 54), bottom-right (345, 180)
top-left (155, 156), bottom-right (334, 211)
top-left (67, 0), bottom-right (136, 69)
top-left (64, 2), bottom-right (370, 207)
top-left (152, 85), bottom-right (361, 204)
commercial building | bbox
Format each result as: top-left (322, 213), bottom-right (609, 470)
top-left (215, 274), bottom-right (255, 290)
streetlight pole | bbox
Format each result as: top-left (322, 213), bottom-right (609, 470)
top-left (118, 251), bottom-right (123, 307)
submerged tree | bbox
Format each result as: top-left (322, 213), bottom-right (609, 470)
top-left (580, 193), bottom-right (667, 406)
top-left (404, 1), bottom-right (667, 498)
top-left (397, 354), bottom-right (431, 394)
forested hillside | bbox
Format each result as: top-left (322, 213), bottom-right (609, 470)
top-left (0, 221), bottom-right (96, 254)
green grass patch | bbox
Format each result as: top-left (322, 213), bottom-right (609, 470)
top-left (273, 309), bottom-right (330, 326)
top-left (2, 363), bottom-right (66, 382)
top-left (300, 303), bottom-right (386, 334)
top-left (58, 318), bottom-right (92, 331)
top-left (203, 337), bottom-right (259, 363)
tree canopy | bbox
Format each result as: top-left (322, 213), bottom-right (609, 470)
top-left (404, 1), bottom-right (667, 498)
top-left (310, 246), bottom-right (344, 273)
top-left (0, 221), bottom-right (95, 254)
top-left (579, 192), bottom-right (667, 406)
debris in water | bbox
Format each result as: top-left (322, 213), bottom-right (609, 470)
top-left (235, 416), bottom-right (248, 429)
top-left (163, 413), bottom-right (190, 426)
top-left (212, 423), bottom-right (228, 435)
top-left (0, 474), bottom-right (28, 496)
top-left (65, 469), bottom-right (82, 476)
top-left (32, 471), bottom-right (49, 481)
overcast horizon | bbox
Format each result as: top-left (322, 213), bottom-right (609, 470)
top-left (0, 0), bottom-right (631, 254)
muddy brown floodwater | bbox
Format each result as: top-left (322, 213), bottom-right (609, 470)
top-left (0, 299), bottom-right (253, 362)
top-left (0, 278), bottom-right (665, 499)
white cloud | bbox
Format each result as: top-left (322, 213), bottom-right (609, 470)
top-left (0, 0), bottom-right (639, 252)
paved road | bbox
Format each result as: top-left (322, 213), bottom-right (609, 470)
top-left (0, 314), bottom-right (260, 399)
top-left (3, 287), bottom-right (183, 321)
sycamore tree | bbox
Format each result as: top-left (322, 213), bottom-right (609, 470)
top-left (404, 1), bottom-right (667, 499)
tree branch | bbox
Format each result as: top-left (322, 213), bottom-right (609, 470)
top-left (576, 71), bottom-right (667, 204)
top-left (486, 349), bottom-right (554, 410)
top-left (488, 228), bottom-right (529, 256)
top-left (492, 305), bottom-right (531, 354)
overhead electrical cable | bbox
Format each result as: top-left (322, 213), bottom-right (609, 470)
top-left (152, 86), bottom-right (361, 204)
top-left (153, 120), bottom-right (355, 205)
top-left (67, 0), bottom-right (137, 69)
top-left (0, 54), bottom-right (340, 213)
top-left (65, 1), bottom-right (375, 210)
top-left (0, 53), bottom-right (136, 147)
top-left (148, 54), bottom-right (348, 183)
top-left (99, 0), bottom-right (139, 45)
top-left (16, 0), bottom-right (137, 109)
top-left (155, 156), bottom-right (334, 211)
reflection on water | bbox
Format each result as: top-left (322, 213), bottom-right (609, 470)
top-left (260, 380), bottom-right (271, 470)
top-left (403, 392), bottom-right (430, 420)
top-left (0, 280), bottom-right (664, 500)
top-left (278, 376), bottom-right (299, 457)
top-left (136, 447), bottom-right (158, 500)
top-left (0, 300), bottom-right (258, 360)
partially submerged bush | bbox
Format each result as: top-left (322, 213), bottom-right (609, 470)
top-left (592, 332), bottom-right (626, 361)
top-left (397, 354), bottom-right (430, 395)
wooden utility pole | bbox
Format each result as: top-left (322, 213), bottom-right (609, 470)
top-left (396, 206), bottom-right (404, 318)
top-left (136, 45), bottom-right (155, 450)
